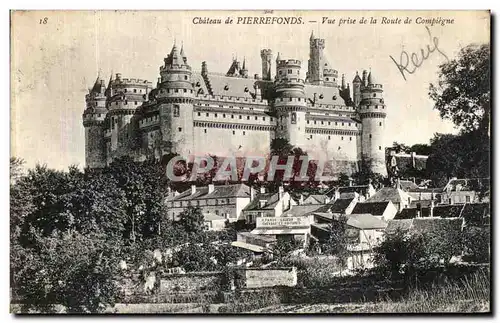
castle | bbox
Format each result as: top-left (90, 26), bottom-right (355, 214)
top-left (83, 32), bottom-right (387, 176)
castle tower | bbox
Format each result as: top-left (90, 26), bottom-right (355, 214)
top-left (359, 70), bottom-right (387, 176)
top-left (83, 74), bottom-right (107, 168)
top-left (105, 73), bottom-right (152, 163)
top-left (157, 42), bottom-right (195, 157)
top-left (260, 49), bottom-right (273, 81)
top-left (352, 71), bottom-right (363, 107)
top-left (274, 58), bottom-right (308, 148)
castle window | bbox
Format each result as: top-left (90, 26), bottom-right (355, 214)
top-left (231, 115), bottom-right (234, 119)
top-left (183, 89), bottom-right (187, 93)
top-left (314, 121), bottom-right (317, 125)
top-left (178, 127), bottom-right (182, 132)
top-left (288, 69), bottom-right (292, 74)
top-left (373, 93), bottom-right (376, 97)
top-left (124, 89), bottom-right (127, 93)
top-left (271, 117), bottom-right (274, 121)
top-left (247, 116), bottom-right (250, 120)
top-left (232, 131), bottom-right (235, 135)
top-left (342, 123), bottom-right (344, 126)
top-left (219, 105), bottom-right (223, 108)
top-left (328, 136), bottom-right (331, 140)
top-left (215, 113), bottom-right (218, 117)
top-left (350, 137), bottom-right (352, 141)
top-left (310, 135), bottom-right (313, 139)
top-left (328, 122), bottom-right (331, 125)
top-left (135, 101), bottom-right (138, 105)
top-left (321, 121), bottom-right (324, 125)
top-left (369, 134), bottom-right (372, 139)
top-left (204, 129), bottom-right (207, 134)
top-left (184, 75), bottom-right (188, 80)
top-left (125, 100), bottom-right (128, 105)
top-left (239, 115), bottom-right (242, 119)
top-left (307, 120), bottom-right (310, 124)
top-left (255, 116), bottom-right (258, 120)
top-left (335, 122), bottom-right (338, 126)
top-left (243, 131), bottom-right (246, 135)
top-left (341, 136), bottom-right (344, 140)
top-left (198, 112), bottom-right (201, 116)
top-left (133, 89), bottom-right (137, 93)
top-left (263, 117), bottom-right (266, 121)
top-left (326, 78), bottom-right (329, 81)
top-left (289, 98), bottom-right (292, 102)
top-left (379, 122), bottom-right (382, 126)
top-left (338, 146), bottom-right (341, 150)
top-left (175, 89), bottom-right (179, 93)
top-left (223, 114), bottom-right (226, 118)
top-left (206, 113), bottom-right (209, 117)
top-left (379, 146), bottom-right (382, 150)
top-left (291, 112), bottom-right (297, 124)
top-left (278, 70), bottom-right (282, 75)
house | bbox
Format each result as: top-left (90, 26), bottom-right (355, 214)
top-left (281, 204), bottom-right (325, 217)
top-left (351, 200), bottom-right (398, 222)
top-left (242, 186), bottom-right (296, 224)
top-left (407, 187), bottom-right (442, 201)
top-left (440, 178), bottom-right (490, 204)
top-left (311, 213), bottom-right (387, 269)
top-left (333, 184), bottom-right (376, 201)
top-left (165, 183), bottom-right (251, 222)
top-left (203, 214), bottom-right (227, 231)
top-left (314, 196), bottom-right (358, 215)
top-left (364, 187), bottom-right (414, 212)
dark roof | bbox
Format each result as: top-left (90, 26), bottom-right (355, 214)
top-left (395, 207), bottom-right (431, 220)
top-left (443, 178), bottom-right (490, 192)
top-left (282, 204), bottom-right (323, 217)
top-left (169, 184), bottom-right (250, 201)
top-left (433, 202), bottom-right (490, 226)
top-left (351, 201), bottom-right (391, 216)
top-left (243, 192), bottom-right (281, 211)
top-left (321, 197), bottom-right (355, 214)
top-left (337, 185), bottom-right (370, 194)
top-left (366, 187), bottom-right (412, 204)
top-left (410, 200), bottom-right (433, 208)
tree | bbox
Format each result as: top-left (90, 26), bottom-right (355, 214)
top-left (323, 215), bottom-right (352, 270)
top-left (351, 157), bottom-right (387, 188)
top-left (429, 43), bottom-right (490, 135)
top-left (11, 230), bottom-right (121, 313)
top-left (409, 143), bottom-right (432, 156)
top-left (177, 206), bottom-right (205, 235)
top-left (392, 141), bottom-right (411, 154)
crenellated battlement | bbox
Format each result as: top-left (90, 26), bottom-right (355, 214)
top-left (277, 59), bottom-right (301, 67)
top-left (196, 94), bottom-right (269, 105)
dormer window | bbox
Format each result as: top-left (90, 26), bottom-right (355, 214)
top-left (319, 94), bottom-right (324, 99)
top-left (224, 85), bottom-right (229, 90)
top-left (333, 95), bottom-right (337, 100)
top-left (244, 87), bottom-right (249, 92)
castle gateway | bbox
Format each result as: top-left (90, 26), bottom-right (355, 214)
top-left (83, 32), bottom-right (387, 176)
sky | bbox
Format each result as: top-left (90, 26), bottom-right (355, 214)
top-left (10, 10), bottom-right (490, 170)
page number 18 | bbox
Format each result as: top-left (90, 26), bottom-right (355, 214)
top-left (39, 17), bottom-right (48, 24)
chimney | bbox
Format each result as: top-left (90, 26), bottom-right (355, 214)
top-left (299, 194), bottom-right (304, 205)
top-left (208, 184), bottom-right (215, 194)
top-left (260, 187), bottom-right (266, 194)
top-left (191, 185), bottom-right (197, 195)
top-left (254, 74), bottom-right (260, 80)
top-left (397, 178), bottom-right (401, 190)
top-left (278, 186), bottom-right (284, 200)
top-left (116, 73), bottom-right (122, 81)
top-left (259, 199), bottom-right (267, 208)
top-left (250, 186), bottom-right (255, 201)
top-left (348, 178), bottom-right (353, 187)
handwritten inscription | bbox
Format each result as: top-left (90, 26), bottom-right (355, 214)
top-left (390, 26), bottom-right (450, 81)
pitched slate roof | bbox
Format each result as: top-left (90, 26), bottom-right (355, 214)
top-left (433, 202), bottom-right (490, 226)
top-left (395, 207), bottom-right (431, 220)
top-left (366, 187), bottom-right (412, 204)
top-left (204, 73), bottom-right (256, 99)
top-left (304, 84), bottom-right (346, 106)
top-left (243, 192), bottom-right (281, 211)
top-left (337, 185), bottom-right (370, 194)
top-left (323, 197), bottom-right (355, 214)
top-left (169, 183), bottom-right (251, 201)
top-left (385, 219), bottom-right (414, 235)
top-left (351, 201), bottom-right (391, 216)
top-left (282, 204), bottom-right (323, 217)
top-left (399, 180), bottom-right (419, 191)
